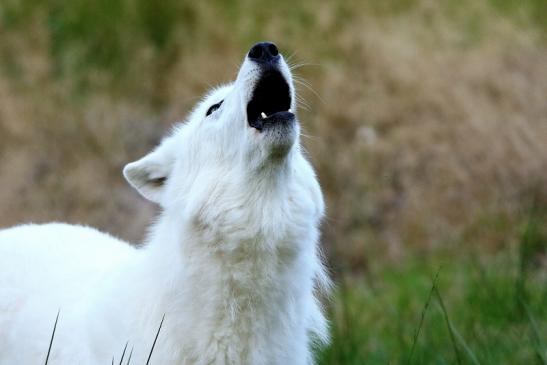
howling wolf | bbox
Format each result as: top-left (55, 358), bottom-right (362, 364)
top-left (0, 42), bottom-right (329, 365)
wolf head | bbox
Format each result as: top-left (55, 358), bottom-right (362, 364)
top-left (123, 42), bottom-right (321, 222)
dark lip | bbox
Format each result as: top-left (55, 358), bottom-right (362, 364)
top-left (246, 68), bottom-right (292, 131)
top-left (250, 111), bottom-right (295, 131)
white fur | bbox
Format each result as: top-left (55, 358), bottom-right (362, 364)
top-left (0, 50), bottom-right (329, 364)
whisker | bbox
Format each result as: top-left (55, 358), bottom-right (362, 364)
top-left (295, 90), bottom-right (312, 108)
top-left (284, 51), bottom-right (298, 64)
top-left (293, 79), bottom-right (325, 105)
top-left (300, 133), bottom-right (319, 141)
top-left (295, 95), bottom-right (312, 110)
top-left (289, 62), bottom-right (323, 71)
top-left (296, 102), bottom-right (311, 112)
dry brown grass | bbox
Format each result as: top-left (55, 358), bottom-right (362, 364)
top-left (0, 0), bottom-right (546, 270)
top-left (307, 4), bottom-right (547, 269)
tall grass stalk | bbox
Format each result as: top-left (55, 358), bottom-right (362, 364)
top-left (117, 341), bottom-right (129, 365)
top-left (434, 286), bottom-right (463, 365)
top-left (145, 314), bottom-right (165, 365)
top-left (44, 309), bottom-right (60, 365)
top-left (407, 268), bottom-right (441, 365)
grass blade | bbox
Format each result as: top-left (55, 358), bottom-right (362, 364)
top-left (520, 298), bottom-right (547, 365)
top-left (434, 286), bottom-right (463, 365)
top-left (407, 268), bottom-right (441, 365)
top-left (44, 309), bottom-right (60, 365)
top-left (118, 341), bottom-right (129, 365)
top-left (444, 309), bottom-right (481, 365)
top-left (455, 329), bottom-right (481, 365)
top-left (146, 314), bottom-right (165, 365)
top-left (126, 346), bottom-right (133, 365)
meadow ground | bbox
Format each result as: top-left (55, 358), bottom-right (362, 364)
top-left (0, 0), bottom-right (546, 363)
top-left (320, 222), bottom-right (547, 364)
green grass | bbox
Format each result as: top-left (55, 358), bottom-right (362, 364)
top-left (318, 196), bottom-right (547, 365)
top-left (318, 247), bottom-right (547, 364)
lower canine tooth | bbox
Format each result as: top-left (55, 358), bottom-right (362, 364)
top-left (288, 108), bottom-right (293, 113)
top-left (261, 112), bottom-right (267, 119)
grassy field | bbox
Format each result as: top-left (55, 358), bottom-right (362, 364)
top-left (320, 255), bottom-right (547, 364)
top-left (320, 220), bottom-right (547, 364)
top-left (0, 0), bottom-right (546, 363)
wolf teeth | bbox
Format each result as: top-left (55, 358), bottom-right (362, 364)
top-left (260, 110), bottom-right (293, 118)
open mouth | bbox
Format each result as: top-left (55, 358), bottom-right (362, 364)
top-left (246, 70), bottom-right (292, 131)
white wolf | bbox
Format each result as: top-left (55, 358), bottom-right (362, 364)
top-left (0, 42), bottom-right (329, 364)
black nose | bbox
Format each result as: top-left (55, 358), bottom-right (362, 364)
top-left (248, 42), bottom-right (280, 63)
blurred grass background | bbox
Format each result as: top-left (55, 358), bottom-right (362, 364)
top-left (0, 0), bottom-right (546, 363)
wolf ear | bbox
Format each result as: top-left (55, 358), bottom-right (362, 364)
top-left (123, 137), bottom-right (176, 204)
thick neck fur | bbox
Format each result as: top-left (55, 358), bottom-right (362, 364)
top-left (125, 150), bottom-right (321, 364)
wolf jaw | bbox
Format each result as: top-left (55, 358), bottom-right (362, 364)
top-left (246, 68), bottom-right (294, 131)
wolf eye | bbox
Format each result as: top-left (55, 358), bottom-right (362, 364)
top-left (206, 100), bottom-right (223, 117)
